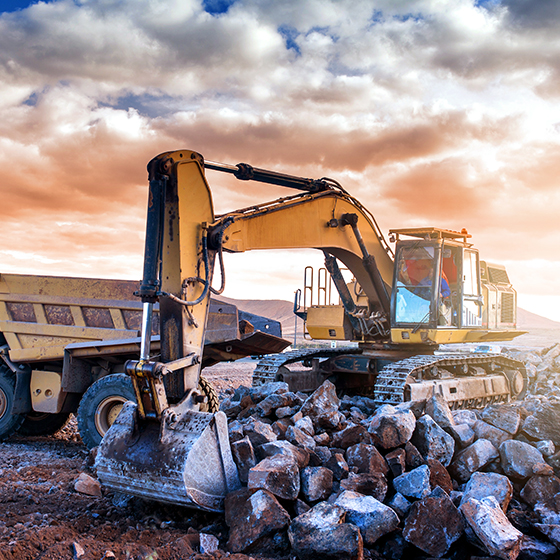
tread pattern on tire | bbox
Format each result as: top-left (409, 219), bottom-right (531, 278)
top-left (198, 375), bottom-right (219, 413)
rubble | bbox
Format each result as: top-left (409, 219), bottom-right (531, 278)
top-left (411, 414), bottom-right (455, 466)
top-left (247, 453), bottom-right (300, 500)
top-left (74, 472), bottom-right (102, 497)
top-left (225, 488), bottom-right (291, 552)
top-left (500, 440), bottom-right (547, 480)
top-left (217, 364), bottom-right (560, 559)
top-left (288, 502), bottom-right (363, 560)
top-left (334, 490), bottom-right (399, 545)
top-left (461, 472), bottom-right (513, 512)
top-left (403, 492), bottom-right (464, 557)
top-left (461, 496), bottom-right (524, 560)
top-left (300, 466), bottom-right (333, 502)
top-left (367, 404), bottom-right (416, 449)
top-left (15, 347), bottom-right (553, 560)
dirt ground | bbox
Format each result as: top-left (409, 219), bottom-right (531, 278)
top-left (0, 361), bottom-right (270, 560)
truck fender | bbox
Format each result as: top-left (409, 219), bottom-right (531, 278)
top-left (12, 369), bottom-right (31, 414)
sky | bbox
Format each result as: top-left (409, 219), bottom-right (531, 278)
top-left (0, 0), bottom-right (559, 322)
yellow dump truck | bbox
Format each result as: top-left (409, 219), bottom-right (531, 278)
top-left (0, 273), bottom-right (287, 448)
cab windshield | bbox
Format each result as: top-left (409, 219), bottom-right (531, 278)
top-left (393, 244), bottom-right (439, 325)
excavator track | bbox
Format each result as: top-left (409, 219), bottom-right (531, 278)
top-left (374, 353), bottom-right (526, 409)
top-left (255, 349), bottom-right (526, 410)
top-left (253, 347), bottom-right (361, 386)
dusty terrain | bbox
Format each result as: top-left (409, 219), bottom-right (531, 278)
top-left (0, 361), bottom-right (263, 560)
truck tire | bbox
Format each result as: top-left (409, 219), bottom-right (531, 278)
top-left (199, 375), bottom-right (219, 413)
top-left (77, 374), bottom-right (136, 450)
top-left (77, 373), bottom-right (220, 449)
top-left (0, 366), bottom-right (25, 441)
top-left (18, 411), bottom-right (71, 436)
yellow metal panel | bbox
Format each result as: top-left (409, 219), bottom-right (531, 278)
top-left (70, 305), bottom-right (86, 327)
top-left (306, 306), bottom-right (350, 340)
top-left (110, 308), bottom-right (126, 330)
top-left (391, 327), bottom-right (525, 345)
top-left (33, 304), bottom-right (47, 324)
top-left (4, 332), bottom-right (22, 351)
top-left (11, 346), bottom-right (72, 362)
top-left (0, 320), bottom-right (138, 341)
top-left (30, 370), bottom-right (66, 413)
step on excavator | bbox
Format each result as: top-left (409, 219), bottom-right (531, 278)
top-left (95, 149), bottom-right (527, 512)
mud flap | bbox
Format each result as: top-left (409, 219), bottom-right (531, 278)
top-left (94, 402), bottom-right (241, 512)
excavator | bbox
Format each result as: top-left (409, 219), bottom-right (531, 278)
top-left (95, 149), bottom-right (526, 513)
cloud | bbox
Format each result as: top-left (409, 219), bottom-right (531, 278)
top-left (0, 0), bottom-right (559, 318)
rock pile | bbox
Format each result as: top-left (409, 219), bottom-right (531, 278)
top-left (221, 377), bottom-right (560, 559)
top-left (509, 343), bottom-right (560, 398)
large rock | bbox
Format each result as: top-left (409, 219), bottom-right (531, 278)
top-left (346, 443), bottom-right (388, 476)
top-left (411, 414), bottom-right (455, 467)
top-left (225, 488), bottom-right (291, 553)
top-left (385, 448), bottom-right (406, 477)
top-left (249, 382), bottom-right (289, 403)
top-left (500, 440), bottom-right (546, 480)
top-left (386, 492), bottom-right (411, 519)
top-left (288, 502), bottom-right (363, 560)
top-left (535, 524), bottom-right (560, 548)
top-left (257, 392), bottom-right (302, 417)
top-left (393, 465), bottom-right (431, 500)
top-left (449, 423), bottom-right (476, 449)
top-left (243, 418), bottom-right (278, 447)
top-left (301, 467), bottom-right (333, 503)
top-left (74, 473), bottom-right (102, 497)
top-left (286, 425), bottom-right (317, 451)
top-left (523, 408), bottom-right (560, 446)
top-left (521, 475), bottom-right (560, 507)
top-left (248, 454), bottom-right (300, 500)
top-left (534, 493), bottom-right (560, 525)
top-left (334, 490), bottom-right (399, 546)
top-left (295, 415), bottom-right (315, 436)
top-left (460, 472), bottom-right (513, 512)
top-left (424, 394), bottom-right (455, 431)
top-left (403, 493), bottom-right (464, 557)
top-left (257, 440), bottom-right (310, 468)
top-left (481, 405), bottom-right (521, 435)
top-left (231, 436), bottom-right (256, 485)
top-left (452, 409), bottom-right (478, 428)
top-left (427, 458), bottom-right (453, 494)
top-left (340, 472), bottom-right (388, 502)
top-left (300, 380), bottom-right (341, 430)
top-left (473, 420), bottom-right (511, 448)
top-left (367, 404), bottom-right (416, 449)
top-left (331, 424), bottom-right (369, 449)
top-left (404, 441), bottom-right (425, 469)
top-left (449, 438), bottom-right (499, 483)
top-left (326, 453), bottom-right (349, 481)
top-left (460, 496), bottom-right (523, 560)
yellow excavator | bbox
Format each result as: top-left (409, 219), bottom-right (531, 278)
top-left (95, 149), bottom-right (526, 512)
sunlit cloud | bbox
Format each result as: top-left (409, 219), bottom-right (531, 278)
top-left (0, 0), bottom-right (559, 321)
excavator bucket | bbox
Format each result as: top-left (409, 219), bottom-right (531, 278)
top-left (95, 402), bottom-right (240, 512)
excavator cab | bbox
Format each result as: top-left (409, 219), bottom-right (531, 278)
top-left (389, 228), bottom-right (493, 344)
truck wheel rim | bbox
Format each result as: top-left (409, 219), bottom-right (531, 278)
top-left (0, 388), bottom-right (7, 419)
top-left (94, 396), bottom-right (127, 437)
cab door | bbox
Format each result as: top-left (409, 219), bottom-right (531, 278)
top-left (461, 249), bottom-right (482, 327)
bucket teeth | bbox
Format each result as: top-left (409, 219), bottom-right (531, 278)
top-left (95, 402), bottom-right (240, 512)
